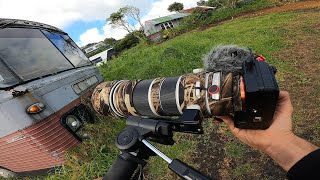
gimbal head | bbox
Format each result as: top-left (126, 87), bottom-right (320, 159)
top-left (104, 106), bottom-right (211, 180)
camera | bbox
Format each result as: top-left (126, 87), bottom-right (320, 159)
top-left (234, 55), bottom-right (279, 129)
top-left (92, 53), bottom-right (279, 130)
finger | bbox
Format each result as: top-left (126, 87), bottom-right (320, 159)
top-left (278, 91), bottom-right (293, 109)
top-left (218, 116), bottom-right (242, 138)
top-left (275, 91), bottom-right (293, 116)
top-left (218, 116), bottom-right (235, 129)
top-left (213, 116), bottom-right (223, 123)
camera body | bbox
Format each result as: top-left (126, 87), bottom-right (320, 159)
top-left (234, 56), bottom-right (279, 130)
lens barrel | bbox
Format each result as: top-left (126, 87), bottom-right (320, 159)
top-left (91, 72), bottom-right (237, 118)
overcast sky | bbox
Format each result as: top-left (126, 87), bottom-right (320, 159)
top-left (0, 0), bottom-right (198, 46)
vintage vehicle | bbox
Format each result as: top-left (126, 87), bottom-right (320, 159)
top-left (0, 19), bottom-right (103, 177)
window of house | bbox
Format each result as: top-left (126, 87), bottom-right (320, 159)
top-left (165, 23), bottom-right (170, 30)
top-left (160, 21), bottom-right (175, 31)
top-left (168, 21), bottom-right (174, 28)
top-left (160, 24), bottom-right (165, 30)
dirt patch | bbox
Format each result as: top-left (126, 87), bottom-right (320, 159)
top-left (189, 121), bottom-right (286, 180)
top-left (248, 1), bottom-right (320, 17)
top-left (199, 1), bottom-right (320, 31)
top-left (273, 11), bottom-right (320, 144)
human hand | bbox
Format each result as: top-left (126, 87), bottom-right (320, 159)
top-left (221, 91), bottom-right (294, 151)
top-left (220, 91), bottom-right (318, 171)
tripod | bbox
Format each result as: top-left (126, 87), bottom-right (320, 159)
top-left (103, 105), bottom-right (211, 180)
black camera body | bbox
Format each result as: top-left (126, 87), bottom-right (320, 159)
top-left (234, 56), bottom-right (279, 130)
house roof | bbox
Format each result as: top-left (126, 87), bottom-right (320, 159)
top-left (145, 12), bottom-right (190, 25)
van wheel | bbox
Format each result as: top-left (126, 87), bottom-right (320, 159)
top-left (0, 168), bottom-right (17, 178)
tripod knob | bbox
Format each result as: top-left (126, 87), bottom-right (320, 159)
top-left (115, 127), bottom-right (139, 151)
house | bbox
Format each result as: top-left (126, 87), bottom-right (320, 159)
top-left (144, 12), bottom-right (190, 42)
top-left (89, 48), bottom-right (117, 66)
top-left (83, 41), bottom-right (108, 54)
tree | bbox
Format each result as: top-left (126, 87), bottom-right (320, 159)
top-left (197, 0), bottom-right (206, 6)
top-left (167, 2), bottom-right (184, 12)
top-left (206, 0), bottom-right (225, 8)
top-left (107, 6), bottom-right (145, 41)
top-left (224, 0), bottom-right (241, 8)
top-left (113, 32), bottom-right (140, 53)
top-left (197, 0), bottom-right (241, 9)
top-left (104, 38), bottom-right (116, 46)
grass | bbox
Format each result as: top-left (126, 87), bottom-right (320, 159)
top-left (97, 11), bottom-right (296, 180)
top-left (100, 12), bottom-right (293, 81)
top-left (203, 0), bottom-right (285, 24)
top-left (30, 7), bottom-right (320, 180)
top-left (231, 163), bottom-right (252, 179)
top-left (225, 141), bottom-right (246, 159)
top-left (44, 116), bottom-right (126, 180)
top-left (169, 0), bottom-right (296, 38)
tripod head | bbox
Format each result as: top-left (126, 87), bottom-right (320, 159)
top-left (104, 106), bottom-right (211, 180)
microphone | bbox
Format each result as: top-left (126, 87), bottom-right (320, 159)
top-left (203, 45), bottom-right (252, 74)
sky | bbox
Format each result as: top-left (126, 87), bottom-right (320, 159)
top-left (0, 0), bottom-right (198, 47)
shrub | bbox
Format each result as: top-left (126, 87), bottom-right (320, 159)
top-left (114, 32), bottom-right (140, 53)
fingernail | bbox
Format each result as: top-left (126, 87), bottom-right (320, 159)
top-left (213, 117), bottom-right (223, 123)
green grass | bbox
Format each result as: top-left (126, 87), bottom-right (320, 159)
top-left (145, 134), bottom-right (196, 179)
top-left (170, 0), bottom-right (294, 37)
top-left (44, 116), bottom-right (126, 180)
top-left (40, 8), bottom-right (320, 180)
top-left (100, 12), bottom-right (295, 81)
top-left (203, 0), bottom-right (283, 24)
top-left (225, 142), bottom-right (246, 159)
top-left (97, 12), bottom-right (297, 179)
top-left (231, 163), bottom-right (252, 179)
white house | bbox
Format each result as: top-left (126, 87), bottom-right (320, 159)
top-left (83, 42), bottom-right (106, 54)
top-left (144, 6), bottom-right (216, 42)
top-left (144, 12), bottom-right (190, 42)
top-left (89, 48), bottom-right (116, 66)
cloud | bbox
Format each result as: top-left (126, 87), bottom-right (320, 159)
top-left (0, 0), bottom-right (198, 46)
top-left (79, 28), bottom-right (105, 46)
top-left (141, 0), bottom-right (198, 23)
top-left (78, 25), bottom-right (128, 46)
top-left (103, 25), bottom-right (128, 40)
top-left (0, 0), bottom-right (151, 29)
top-left (77, 0), bottom-right (199, 46)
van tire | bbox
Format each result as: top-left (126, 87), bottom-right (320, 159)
top-left (0, 168), bottom-right (17, 178)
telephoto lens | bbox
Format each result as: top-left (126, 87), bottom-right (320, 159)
top-left (91, 45), bottom-right (279, 130)
top-left (91, 70), bottom-right (240, 118)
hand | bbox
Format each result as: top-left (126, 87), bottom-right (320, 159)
top-left (220, 91), bottom-right (318, 171)
top-left (221, 91), bottom-right (294, 151)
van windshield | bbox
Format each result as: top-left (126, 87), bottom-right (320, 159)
top-left (43, 30), bottom-right (91, 67)
top-left (0, 28), bottom-right (91, 88)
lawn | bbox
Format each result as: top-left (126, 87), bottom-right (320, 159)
top-left (42, 7), bottom-right (320, 180)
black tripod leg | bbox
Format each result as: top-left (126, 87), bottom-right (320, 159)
top-left (103, 152), bottom-right (145, 180)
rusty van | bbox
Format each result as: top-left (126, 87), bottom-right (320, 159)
top-left (0, 19), bottom-right (103, 177)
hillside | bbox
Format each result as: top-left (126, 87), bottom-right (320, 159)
top-left (45, 6), bottom-right (320, 180)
